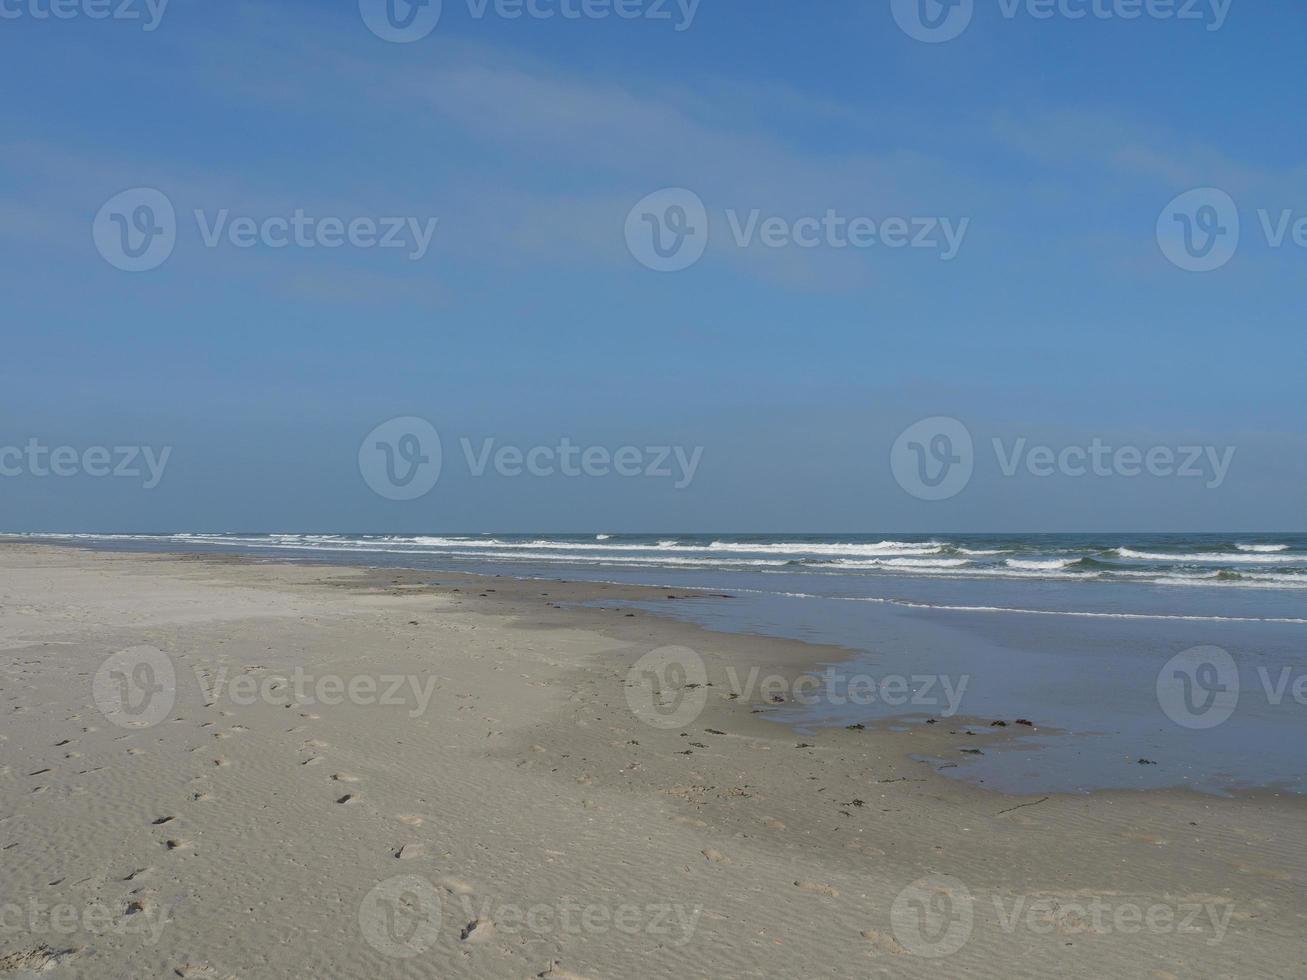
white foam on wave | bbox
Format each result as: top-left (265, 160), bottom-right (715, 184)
top-left (1150, 575), bottom-right (1307, 591)
top-left (9, 532), bottom-right (172, 541)
top-left (825, 557), bottom-right (970, 569)
top-left (386, 537), bottom-right (690, 552)
top-left (707, 540), bottom-right (943, 557)
top-left (1236, 543), bottom-right (1289, 553)
top-left (1115, 547), bottom-right (1305, 565)
top-left (454, 551), bottom-right (793, 568)
top-left (1006, 558), bottom-right (1077, 570)
top-left (1108, 569), bottom-right (1221, 580)
top-left (878, 557), bottom-right (971, 568)
top-left (170, 537), bottom-right (798, 568)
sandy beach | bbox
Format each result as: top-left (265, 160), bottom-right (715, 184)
top-left (1, 542), bottom-right (1303, 978)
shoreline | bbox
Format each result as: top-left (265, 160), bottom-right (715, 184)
top-left (2, 542), bottom-right (1304, 977)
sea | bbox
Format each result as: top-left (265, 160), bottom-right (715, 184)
top-left (15, 531), bottom-right (1307, 797)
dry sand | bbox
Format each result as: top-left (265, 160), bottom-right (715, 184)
top-left (0, 543), bottom-right (1303, 978)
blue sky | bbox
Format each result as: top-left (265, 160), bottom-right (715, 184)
top-left (2, 0), bottom-right (1304, 532)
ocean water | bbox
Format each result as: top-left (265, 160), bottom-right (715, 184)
top-left (17, 531), bottom-right (1307, 796)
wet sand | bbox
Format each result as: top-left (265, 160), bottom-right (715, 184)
top-left (1, 543), bottom-right (1303, 978)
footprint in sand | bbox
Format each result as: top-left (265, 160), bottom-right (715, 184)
top-left (336, 794), bottom-right (357, 805)
top-left (701, 849), bottom-right (730, 864)
top-left (123, 867), bottom-right (152, 881)
top-left (0, 946), bottom-right (82, 973)
top-left (212, 758), bottom-right (230, 767)
top-left (845, 841), bottom-right (885, 857)
top-left (331, 773), bottom-right (359, 783)
top-left (152, 816), bottom-right (176, 826)
top-left (173, 962), bottom-right (228, 978)
top-left (164, 839), bottom-right (193, 851)
top-left (124, 889), bottom-right (157, 916)
top-left (301, 757), bottom-right (324, 767)
top-left (397, 814), bottom-right (423, 827)
top-left (395, 843), bottom-right (425, 860)
top-left (459, 918), bottom-right (495, 944)
top-left (860, 928), bottom-right (906, 955)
